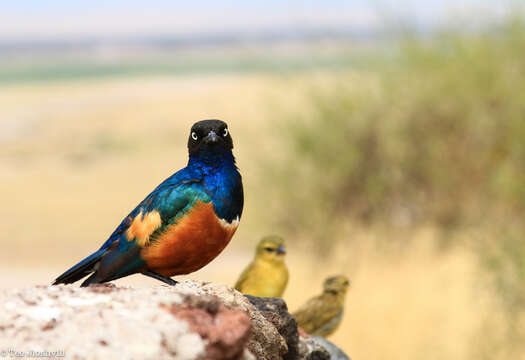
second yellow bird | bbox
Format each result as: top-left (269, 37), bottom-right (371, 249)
top-left (293, 275), bottom-right (350, 337)
top-left (235, 235), bottom-right (289, 297)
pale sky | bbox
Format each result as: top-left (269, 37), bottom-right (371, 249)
top-left (0, 0), bottom-right (512, 40)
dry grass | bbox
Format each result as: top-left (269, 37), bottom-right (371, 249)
top-left (0, 74), bottom-right (520, 359)
top-left (0, 74), bottom-right (280, 264)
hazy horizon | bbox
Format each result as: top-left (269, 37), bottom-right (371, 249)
top-left (0, 0), bottom-right (512, 42)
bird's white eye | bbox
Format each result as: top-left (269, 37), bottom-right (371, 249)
top-left (223, 128), bottom-right (228, 137)
top-left (191, 132), bottom-right (198, 140)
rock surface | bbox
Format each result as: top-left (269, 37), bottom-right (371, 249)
top-left (298, 336), bottom-right (351, 360)
top-left (245, 295), bottom-right (300, 360)
top-left (0, 281), bottom-right (349, 360)
top-left (309, 337), bottom-right (350, 360)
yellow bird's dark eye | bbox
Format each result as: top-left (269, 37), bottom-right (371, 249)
top-left (264, 247), bottom-right (275, 252)
top-left (223, 128), bottom-right (228, 137)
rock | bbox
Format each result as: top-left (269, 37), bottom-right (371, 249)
top-left (297, 336), bottom-right (330, 360)
top-left (193, 281), bottom-right (287, 359)
top-left (245, 295), bottom-right (299, 360)
top-left (0, 281), bottom-right (350, 360)
top-left (310, 337), bottom-right (350, 360)
top-left (160, 296), bottom-right (251, 359)
top-left (0, 284), bottom-right (208, 360)
top-left (298, 335), bottom-right (350, 360)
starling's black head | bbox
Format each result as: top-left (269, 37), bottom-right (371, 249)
top-left (188, 119), bottom-right (233, 156)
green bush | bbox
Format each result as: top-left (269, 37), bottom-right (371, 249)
top-left (275, 18), bottom-right (525, 241)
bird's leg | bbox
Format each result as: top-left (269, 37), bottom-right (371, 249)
top-left (141, 270), bottom-right (178, 286)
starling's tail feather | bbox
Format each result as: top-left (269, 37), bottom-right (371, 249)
top-left (53, 249), bottom-right (105, 285)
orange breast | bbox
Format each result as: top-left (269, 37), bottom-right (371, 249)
top-left (141, 201), bottom-right (238, 276)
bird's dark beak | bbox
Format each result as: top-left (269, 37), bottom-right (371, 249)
top-left (277, 245), bottom-right (286, 255)
top-left (203, 130), bottom-right (219, 144)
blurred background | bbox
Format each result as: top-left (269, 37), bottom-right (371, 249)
top-left (1, 1), bottom-right (524, 359)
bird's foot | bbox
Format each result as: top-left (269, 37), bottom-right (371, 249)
top-left (141, 270), bottom-right (178, 286)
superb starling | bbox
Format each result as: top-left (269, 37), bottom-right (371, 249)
top-left (54, 119), bottom-right (243, 287)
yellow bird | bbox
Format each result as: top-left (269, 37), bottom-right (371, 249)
top-left (234, 235), bottom-right (289, 297)
top-left (293, 275), bottom-right (350, 337)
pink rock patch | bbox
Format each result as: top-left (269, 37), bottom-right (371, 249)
top-left (161, 300), bottom-right (252, 360)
